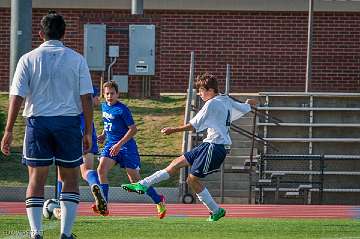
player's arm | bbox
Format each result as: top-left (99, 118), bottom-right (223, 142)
top-left (81, 93), bottom-right (93, 154)
top-left (161, 123), bottom-right (194, 135)
top-left (119, 125), bottom-right (137, 146)
top-left (97, 129), bottom-right (106, 143)
top-left (1, 95), bottom-right (24, 155)
top-left (109, 124), bottom-right (137, 156)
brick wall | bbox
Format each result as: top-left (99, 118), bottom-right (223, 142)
top-left (0, 8), bottom-right (359, 95)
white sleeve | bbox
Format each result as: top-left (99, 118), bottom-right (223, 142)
top-left (79, 57), bottom-right (94, 96)
top-left (189, 101), bottom-right (211, 132)
top-left (230, 99), bottom-right (251, 121)
top-left (10, 55), bottom-right (30, 97)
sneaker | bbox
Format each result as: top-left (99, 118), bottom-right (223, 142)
top-left (31, 234), bottom-right (43, 239)
top-left (91, 184), bottom-right (108, 215)
top-left (60, 233), bottom-right (77, 239)
top-left (91, 203), bottom-right (109, 216)
top-left (91, 204), bottom-right (100, 214)
top-left (156, 195), bottom-right (167, 219)
top-left (207, 208), bottom-right (226, 222)
top-left (53, 207), bottom-right (61, 220)
top-left (121, 183), bottom-right (148, 194)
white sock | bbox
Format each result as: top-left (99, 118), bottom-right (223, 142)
top-left (139, 169), bottom-right (170, 188)
top-left (60, 192), bottom-right (80, 237)
top-left (25, 197), bottom-right (44, 237)
top-left (196, 188), bottom-right (219, 214)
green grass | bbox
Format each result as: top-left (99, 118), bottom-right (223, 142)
top-left (0, 216), bottom-right (360, 239)
top-left (0, 93), bottom-right (185, 187)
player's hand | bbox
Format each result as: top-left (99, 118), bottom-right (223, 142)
top-left (110, 142), bottom-right (121, 157)
top-left (245, 99), bottom-right (257, 107)
top-left (161, 127), bottom-right (175, 135)
top-left (97, 134), bottom-right (105, 144)
top-left (1, 131), bottom-right (13, 156)
top-left (83, 133), bottom-right (92, 154)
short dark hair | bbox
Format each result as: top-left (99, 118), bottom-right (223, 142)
top-left (40, 10), bottom-right (66, 40)
top-left (103, 81), bottom-right (119, 93)
top-left (195, 73), bottom-right (219, 93)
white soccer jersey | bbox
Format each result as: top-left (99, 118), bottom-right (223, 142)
top-left (10, 40), bottom-right (93, 117)
top-left (189, 94), bottom-right (251, 145)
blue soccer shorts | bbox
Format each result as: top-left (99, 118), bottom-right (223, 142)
top-left (100, 140), bottom-right (141, 170)
top-left (22, 116), bottom-right (83, 168)
top-left (184, 142), bottom-right (226, 178)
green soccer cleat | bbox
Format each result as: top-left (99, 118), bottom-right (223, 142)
top-left (207, 207), bottom-right (226, 222)
top-left (121, 182), bottom-right (148, 194)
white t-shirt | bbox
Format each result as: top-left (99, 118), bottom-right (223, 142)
top-left (10, 40), bottom-right (93, 117)
top-left (189, 94), bottom-right (251, 145)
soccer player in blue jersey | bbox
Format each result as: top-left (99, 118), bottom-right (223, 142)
top-left (55, 87), bottom-right (107, 218)
top-left (97, 81), bottom-right (166, 218)
top-left (122, 73), bottom-right (257, 222)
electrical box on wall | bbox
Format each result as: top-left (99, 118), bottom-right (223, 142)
top-left (129, 24), bottom-right (155, 75)
top-left (112, 75), bottom-right (128, 93)
top-left (109, 46), bottom-right (119, 58)
top-left (84, 24), bottom-right (106, 71)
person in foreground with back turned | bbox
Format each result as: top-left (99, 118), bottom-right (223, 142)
top-left (122, 72), bottom-right (256, 221)
top-left (1, 11), bottom-right (94, 239)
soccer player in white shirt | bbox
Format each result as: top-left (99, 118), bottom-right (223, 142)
top-left (122, 73), bottom-right (256, 221)
top-left (1, 11), bottom-right (93, 239)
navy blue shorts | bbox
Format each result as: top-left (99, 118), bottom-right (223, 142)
top-left (184, 142), bottom-right (226, 178)
top-left (101, 140), bottom-right (141, 170)
top-left (22, 116), bottom-right (83, 168)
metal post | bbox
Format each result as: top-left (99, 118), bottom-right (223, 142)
top-left (131, 0), bottom-right (143, 15)
top-left (319, 155), bottom-right (324, 204)
top-left (225, 64), bottom-right (230, 95)
top-left (9, 0), bottom-right (32, 88)
top-left (248, 111), bottom-right (257, 204)
top-left (180, 51), bottom-right (195, 202)
top-left (220, 64), bottom-right (231, 203)
top-left (305, 0), bottom-right (314, 93)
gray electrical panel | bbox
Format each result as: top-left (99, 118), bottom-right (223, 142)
top-left (84, 24), bottom-right (106, 71)
top-left (112, 75), bottom-right (128, 93)
top-left (129, 24), bottom-right (155, 75)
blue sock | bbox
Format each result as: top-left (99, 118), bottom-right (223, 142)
top-left (86, 170), bottom-right (100, 187)
top-left (101, 184), bottom-right (109, 202)
top-left (57, 181), bottom-right (63, 198)
top-left (146, 186), bottom-right (161, 204)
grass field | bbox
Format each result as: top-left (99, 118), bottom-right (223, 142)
top-left (1, 216), bottom-right (360, 239)
top-left (0, 93), bottom-right (185, 187)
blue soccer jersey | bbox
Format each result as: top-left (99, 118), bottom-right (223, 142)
top-left (101, 101), bottom-right (135, 144)
top-left (101, 101), bottom-right (140, 169)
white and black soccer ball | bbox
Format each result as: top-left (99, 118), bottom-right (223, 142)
top-left (43, 199), bottom-right (60, 219)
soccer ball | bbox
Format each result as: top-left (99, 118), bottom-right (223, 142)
top-left (43, 199), bottom-right (60, 219)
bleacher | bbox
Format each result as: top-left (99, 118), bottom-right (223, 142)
top-left (256, 92), bottom-right (360, 205)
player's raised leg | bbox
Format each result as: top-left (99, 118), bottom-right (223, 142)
top-left (122, 155), bottom-right (188, 194)
top-left (126, 168), bottom-right (167, 219)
